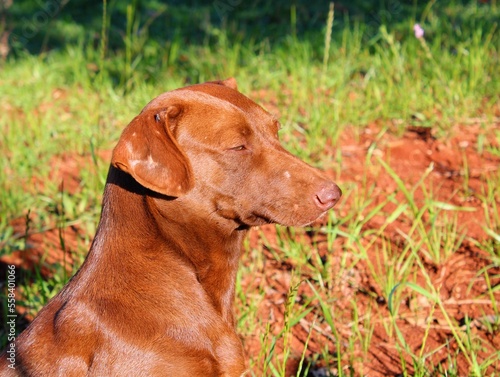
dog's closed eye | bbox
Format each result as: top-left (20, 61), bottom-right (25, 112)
top-left (230, 145), bottom-right (246, 151)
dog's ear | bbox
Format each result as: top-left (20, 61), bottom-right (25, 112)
top-left (111, 107), bottom-right (194, 197)
top-left (209, 77), bottom-right (238, 91)
top-left (221, 77), bottom-right (238, 90)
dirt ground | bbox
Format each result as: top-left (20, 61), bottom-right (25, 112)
top-left (2, 121), bottom-right (499, 376)
top-left (241, 122), bottom-right (500, 376)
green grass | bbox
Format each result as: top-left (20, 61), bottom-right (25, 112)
top-left (1, 1), bottom-right (499, 376)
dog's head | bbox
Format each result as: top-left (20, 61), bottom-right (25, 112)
top-left (112, 79), bottom-right (341, 228)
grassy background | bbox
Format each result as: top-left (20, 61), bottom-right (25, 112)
top-left (1, 0), bottom-right (499, 376)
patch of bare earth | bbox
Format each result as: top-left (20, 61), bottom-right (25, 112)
top-left (241, 123), bottom-right (500, 376)
top-left (0, 151), bottom-right (111, 319)
top-left (2, 123), bottom-right (499, 375)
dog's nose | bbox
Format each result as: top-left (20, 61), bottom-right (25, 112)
top-left (314, 182), bottom-right (342, 211)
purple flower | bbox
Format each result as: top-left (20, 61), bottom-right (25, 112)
top-left (413, 24), bottom-right (425, 39)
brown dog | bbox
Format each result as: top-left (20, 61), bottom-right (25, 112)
top-left (0, 78), bottom-right (341, 376)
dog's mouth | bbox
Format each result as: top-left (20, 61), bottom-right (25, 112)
top-left (217, 202), bottom-right (329, 230)
top-left (242, 212), bottom-right (274, 227)
top-left (255, 207), bottom-right (333, 228)
top-left (218, 209), bottom-right (274, 229)
top-left (240, 209), bottom-right (328, 229)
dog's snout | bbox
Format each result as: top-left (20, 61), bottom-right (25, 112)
top-left (314, 182), bottom-right (342, 211)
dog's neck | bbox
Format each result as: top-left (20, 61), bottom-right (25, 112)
top-left (84, 166), bottom-right (245, 325)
